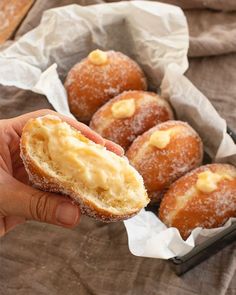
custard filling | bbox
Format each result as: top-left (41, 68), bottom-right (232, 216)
top-left (88, 49), bottom-right (108, 65)
top-left (196, 170), bottom-right (233, 193)
top-left (27, 116), bottom-right (149, 212)
top-left (149, 130), bottom-right (171, 149)
top-left (111, 99), bottom-right (136, 119)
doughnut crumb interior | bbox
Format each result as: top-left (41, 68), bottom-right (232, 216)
top-left (20, 115), bottom-right (149, 221)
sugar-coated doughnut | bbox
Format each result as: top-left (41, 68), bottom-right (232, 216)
top-left (90, 90), bottom-right (174, 150)
top-left (65, 49), bottom-right (147, 123)
top-left (159, 164), bottom-right (236, 239)
top-left (126, 121), bottom-right (203, 202)
top-left (20, 115), bottom-right (149, 222)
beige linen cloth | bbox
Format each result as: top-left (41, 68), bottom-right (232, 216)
top-left (0, 1), bottom-right (235, 294)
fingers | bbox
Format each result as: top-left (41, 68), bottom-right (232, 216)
top-left (61, 117), bottom-right (105, 146)
top-left (9, 109), bottom-right (104, 144)
top-left (104, 139), bottom-right (124, 156)
top-left (0, 216), bottom-right (26, 237)
top-left (0, 173), bottom-right (81, 229)
top-left (8, 109), bottom-right (123, 156)
top-left (0, 218), bottom-right (5, 236)
top-left (8, 109), bottom-right (57, 135)
top-left (5, 216), bottom-right (26, 232)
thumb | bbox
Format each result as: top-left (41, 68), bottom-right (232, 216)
top-left (0, 175), bottom-right (81, 228)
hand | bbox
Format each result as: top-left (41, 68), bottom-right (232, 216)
top-left (0, 109), bottom-right (124, 237)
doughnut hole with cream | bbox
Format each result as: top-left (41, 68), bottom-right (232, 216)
top-left (65, 50), bottom-right (147, 123)
top-left (20, 115), bottom-right (149, 221)
top-left (159, 164), bottom-right (236, 239)
top-left (90, 91), bottom-right (174, 150)
top-left (126, 121), bottom-right (203, 202)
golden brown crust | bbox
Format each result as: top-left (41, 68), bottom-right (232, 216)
top-left (20, 117), bottom-right (144, 222)
top-left (90, 90), bottom-right (174, 150)
top-left (126, 121), bottom-right (203, 203)
top-left (159, 164), bottom-right (236, 239)
top-left (65, 51), bottom-right (147, 123)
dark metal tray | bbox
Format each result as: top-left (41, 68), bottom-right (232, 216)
top-left (169, 126), bottom-right (236, 275)
top-left (170, 222), bottom-right (236, 275)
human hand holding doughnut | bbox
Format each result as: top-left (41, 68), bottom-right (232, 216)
top-left (0, 109), bottom-right (124, 237)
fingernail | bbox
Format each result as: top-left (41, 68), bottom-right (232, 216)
top-left (55, 202), bottom-right (80, 226)
top-left (120, 147), bottom-right (125, 156)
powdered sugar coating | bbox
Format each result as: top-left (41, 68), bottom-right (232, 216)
top-left (159, 164), bottom-right (236, 239)
top-left (90, 90), bottom-right (174, 150)
top-left (126, 121), bottom-right (203, 202)
top-left (65, 50), bottom-right (147, 123)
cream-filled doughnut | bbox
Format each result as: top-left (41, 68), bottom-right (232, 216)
top-left (159, 164), bottom-right (236, 239)
top-left (20, 115), bottom-right (149, 221)
top-left (65, 49), bottom-right (147, 123)
top-left (126, 121), bottom-right (203, 202)
top-left (90, 90), bottom-right (174, 150)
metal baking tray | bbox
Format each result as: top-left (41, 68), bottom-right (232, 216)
top-left (146, 126), bottom-right (236, 275)
top-left (170, 222), bottom-right (236, 275)
top-left (169, 126), bottom-right (236, 275)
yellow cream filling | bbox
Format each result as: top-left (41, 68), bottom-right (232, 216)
top-left (149, 129), bottom-right (172, 149)
top-left (111, 99), bottom-right (136, 119)
top-left (88, 49), bottom-right (108, 65)
top-left (196, 170), bottom-right (233, 193)
top-left (29, 117), bottom-right (148, 210)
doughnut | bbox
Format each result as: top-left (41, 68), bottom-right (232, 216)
top-left (159, 164), bottom-right (236, 239)
top-left (90, 90), bottom-right (174, 150)
top-left (126, 121), bottom-right (203, 202)
top-left (64, 49), bottom-right (147, 123)
top-left (20, 115), bottom-right (149, 222)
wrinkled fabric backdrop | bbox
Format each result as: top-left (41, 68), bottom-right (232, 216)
top-left (0, 1), bottom-right (235, 294)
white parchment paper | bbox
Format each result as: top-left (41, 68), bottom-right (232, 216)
top-left (0, 2), bottom-right (235, 259)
